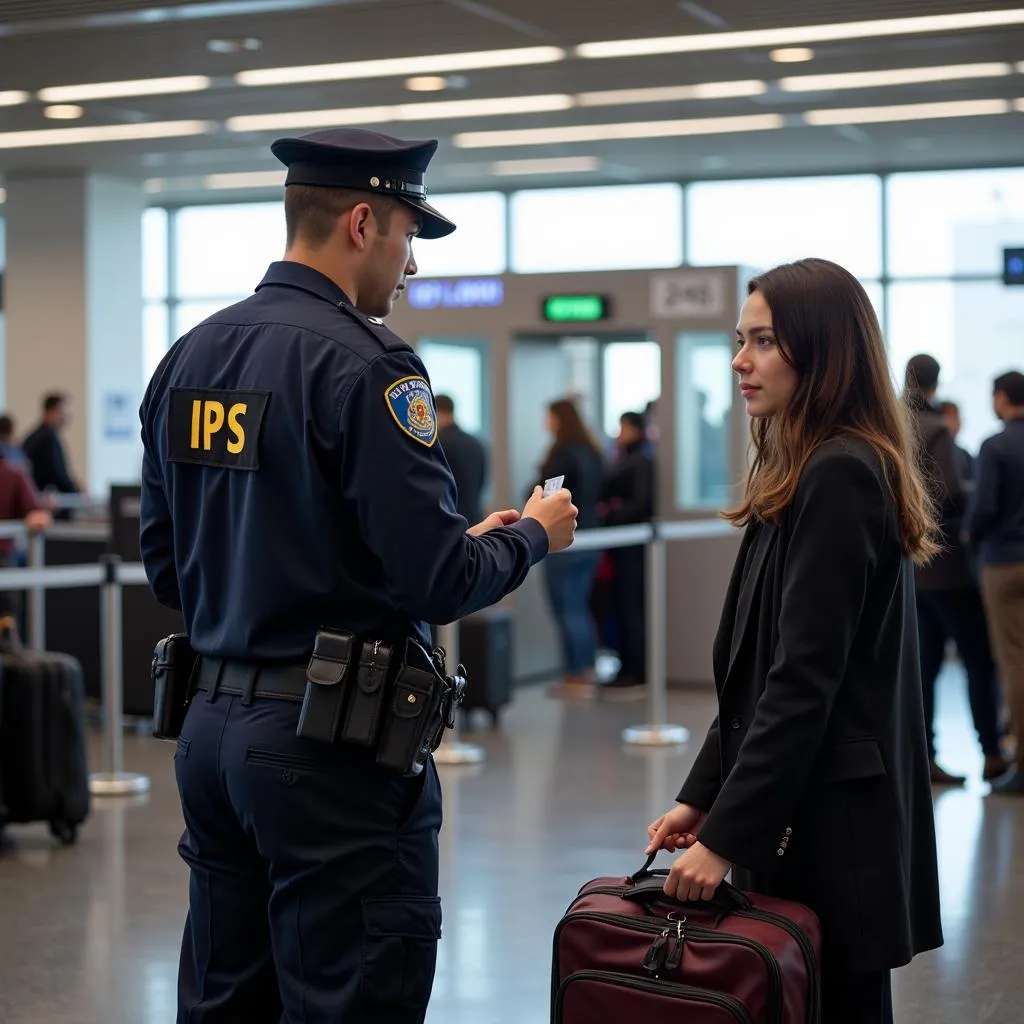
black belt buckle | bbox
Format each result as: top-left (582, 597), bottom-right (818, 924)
top-left (296, 628), bottom-right (356, 744)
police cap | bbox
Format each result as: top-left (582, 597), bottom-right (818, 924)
top-left (271, 127), bottom-right (456, 239)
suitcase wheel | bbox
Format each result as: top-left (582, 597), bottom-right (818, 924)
top-left (50, 820), bottom-right (78, 846)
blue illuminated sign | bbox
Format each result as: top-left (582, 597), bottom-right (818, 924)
top-left (407, 277), bottom-right (504, 310)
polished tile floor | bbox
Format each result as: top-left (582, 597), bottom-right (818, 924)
top-left (0, 665), bottom-right (1020, 1024)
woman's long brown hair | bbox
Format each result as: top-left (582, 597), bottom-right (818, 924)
top-left (548, 398), bottom-right (603, 458)
top-left (724, 258), bottom-right (939, 565)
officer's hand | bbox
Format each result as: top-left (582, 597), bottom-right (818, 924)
top-left (467, 509), bottom-right (521, 536)
top-left (522, 485), bottom-right (578, 553)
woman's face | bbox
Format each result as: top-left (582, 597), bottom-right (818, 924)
top-left (732, 290), bottom-right (799, 419)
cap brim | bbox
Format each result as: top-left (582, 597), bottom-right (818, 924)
top-left (400, 197), bottom-right (456, 239)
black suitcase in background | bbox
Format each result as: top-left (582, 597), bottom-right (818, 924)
top-left (458, 610), bottom-right (512, 726)
top-left (0, 619), bottom-right (90, 844)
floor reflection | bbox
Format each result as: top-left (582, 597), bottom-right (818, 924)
top-left (0, 665), bottom-right (1019, 1024)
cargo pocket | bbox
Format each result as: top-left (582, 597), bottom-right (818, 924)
top-left (361, 895), bottom-right (442, 1010)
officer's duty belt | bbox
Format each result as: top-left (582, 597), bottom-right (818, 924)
top-left (195, 656), bottom-right (307, 703)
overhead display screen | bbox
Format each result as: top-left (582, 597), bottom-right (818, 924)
top-left (541, 294), bottom-right (612, 323)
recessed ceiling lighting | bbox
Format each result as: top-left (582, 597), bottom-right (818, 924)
top-left (44, 104), bottom-right (84, 120)
top-left (0, 187), bottom-right (6, 204)
top-left (770, 47), bottom-right (815, 63)
top-left (0, 90), bottom-right (30, 107)
top-left (0, 120), bottom-right (211, 150)
top-left (406, 75), bottom-right (448, 92)
top-left (205, 170), bottom-right (286, 190)
top-left (38, 75), bottom-right (211, 103)
top-left (207, 37), bottom-right (262, 54)
top-left (492, 156), bottom-right (601, 175)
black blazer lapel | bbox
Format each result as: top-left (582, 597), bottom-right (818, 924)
top-left (723, 522), bottom-right (779, 689)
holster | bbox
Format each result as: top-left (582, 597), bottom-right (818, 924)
top-left (151, 633), bottom-right (200, 741)
top-left (376, 639), bottom-right (466, 777)
top-left (297, 628), bottom-right (356, 743)
top-left (341, 639), bottom-right (393, 746)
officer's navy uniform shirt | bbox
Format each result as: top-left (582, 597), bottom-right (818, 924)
top-left (139, 261), bottom-right (548, 661)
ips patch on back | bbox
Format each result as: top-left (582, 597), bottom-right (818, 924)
top-left (167, 388), bottom-right (270, 470)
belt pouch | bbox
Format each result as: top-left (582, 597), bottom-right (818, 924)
top-left (340, 640), bottom-right (393, 746)
top-left (151, 633), bottom-right (199, 741)
top-left (376, 643), bottom-right (442, 775)
top-left (297, 629), bottom-right (356, 744)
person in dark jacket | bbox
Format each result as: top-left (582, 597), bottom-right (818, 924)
top-left (22, 393), bottom-right (79, 518)
top-left (969, 370), bottom-right (1024, 794)
top-left (435, 394), bottom-right (487, 526)
top-left (538, 397), bottom-right (605, 697)
top-left (647, 258), bottom-right (942, 1024)
top-left (940, 400), bottom-right (975, 487)
top-left (599, 411), bottom-right (654, 698)
top-left (904, 355), bottom-right (1007, 785)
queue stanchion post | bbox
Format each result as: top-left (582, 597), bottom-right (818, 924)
top-left (88, 554), bottom-right (151, 797)
top-left (432, 619), bottom-right (485, 766)
top-left (27, 530), bottom-right (46, 651)
top-left (622, 522), bottom-right (689, 747)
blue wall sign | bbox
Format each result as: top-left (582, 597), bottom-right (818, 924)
top-left (407, 278), bottom-right (505, 310)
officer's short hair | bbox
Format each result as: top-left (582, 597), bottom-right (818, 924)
top-left (285, 185), bottom-right (395, 248)
top-left (435, 394), bottom-right (455, 415)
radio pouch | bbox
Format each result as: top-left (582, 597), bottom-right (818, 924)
top-left (152, 633), bottom-right (200, 741)
top-left (340, 639), bottom-right (393, 746)
top-left (297, 628), bottom-right (356, 744)
top-left (376, 638), bottom-right (445, 777)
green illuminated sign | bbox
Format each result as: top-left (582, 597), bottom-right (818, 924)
top-left (542, 294), bottom-right (611, 323)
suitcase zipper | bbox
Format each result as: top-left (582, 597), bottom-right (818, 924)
top-left (556, 969), bottom-right (755, 1024)
top-left (556, 911), bottom-right (783, 1024)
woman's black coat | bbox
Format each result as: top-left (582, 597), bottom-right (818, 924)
top-left (677, 436), bottom-right (943, 974)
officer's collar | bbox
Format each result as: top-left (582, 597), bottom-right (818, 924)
top-left (256, 261), bottom-right (355, 309)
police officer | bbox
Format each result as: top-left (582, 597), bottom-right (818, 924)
top-left (139, 127), bottom-right (578, 1024)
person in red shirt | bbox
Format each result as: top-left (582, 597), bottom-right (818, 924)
top-left (0, 458), bottom-right (52, 618)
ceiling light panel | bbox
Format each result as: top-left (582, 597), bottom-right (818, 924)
top-left (0, 90), bottom-right (30, 107)
top-left (37, 75), bottom-right (211, 103)
top-left (206, 171), bottom-right (286, 189)
top-left (235, 46), bottom-right (565, 87)
top-left (804, 99), bottom-right (1011, 126)
top-left (492, 156), bottom-right (602, 175)
top-left (454, 113), bottom-right (785, 148)
top-left (577, 10), bottom-right (1024, 59)
top-left (0, 120), bottom-right (211, 150)
top-left (780, 63), bottom-right (1013, 92)
top-left (227, 95), bottom-right (573, 133)
top-left (577, 81), bottom-right (766, 106)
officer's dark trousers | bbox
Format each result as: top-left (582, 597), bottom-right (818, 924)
top-left (174, 688), bottom-right (442, 1024)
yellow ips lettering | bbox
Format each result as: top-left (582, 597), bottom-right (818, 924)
top-left (189, 400), bottom-right (247, 452)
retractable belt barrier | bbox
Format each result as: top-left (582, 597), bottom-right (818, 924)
top-left (0, 516), bottom-right (734, 788)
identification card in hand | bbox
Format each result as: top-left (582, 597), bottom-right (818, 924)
top-left (543, 475), bottom-right (564, 497)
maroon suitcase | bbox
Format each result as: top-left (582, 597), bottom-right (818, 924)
top-left (552, 855), bottom-right (822, 1024)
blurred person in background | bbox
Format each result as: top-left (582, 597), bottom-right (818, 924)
top-left (904, 355), bottom-right (1007, 785)
top-left (22, 392), bottom-right (80, 518)
top-left (969, 370), bottom-right (1024, 794)
top-left (940, 400), bottom-right (974, 487)
top-left (435, 394), bottom-right (487, 527)
top-left (538, 398), bottom-right (605, 698)
top-left (599, 410), bottom-right (654, 699)
top-left (0, 450), bottom-right (51, 619)
top-left (0, 414), bottom-right (32, 477)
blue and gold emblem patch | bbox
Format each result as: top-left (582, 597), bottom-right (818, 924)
top-left (384, 375), bottom-right (437, 447)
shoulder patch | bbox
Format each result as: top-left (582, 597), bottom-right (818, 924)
top-left (384, 376), bottom-right (437, 447)
top-left (167, 388), bottom-right (270, 470)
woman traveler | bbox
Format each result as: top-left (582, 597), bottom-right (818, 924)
top-left (645, 258), bottom-right (943, 1023)
top-left (537, 398), bottom-right (605, 697)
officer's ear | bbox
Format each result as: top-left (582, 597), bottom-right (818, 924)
top-left (346, 202), bottom-right (375, 251)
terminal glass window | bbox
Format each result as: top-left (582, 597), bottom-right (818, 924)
top-left (174, 202), bottom-right (283, 298)
top-left (602, 342), bottom-right (660, 439)
top-left (886, 169), bottom-right (1024, 277)
top-left (510, 183), bottom-right (683, 273)
top-left (143, 303), bottom-right (170, 384)
top-left (417, 339), bottom-right (488, 438)
top-left (413, 192), bottom-right (506, 278)
top-left (688, 175), bottom-right (883, 279)
top-left (676, 331), bottom-right (733, 509)
top-left (887, 281), bottom-right (1023, 452)
top-left (143, 207), bottom-right (168, 300)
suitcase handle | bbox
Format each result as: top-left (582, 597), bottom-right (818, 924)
top-left (624, 853), bottom-right (751, 914)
